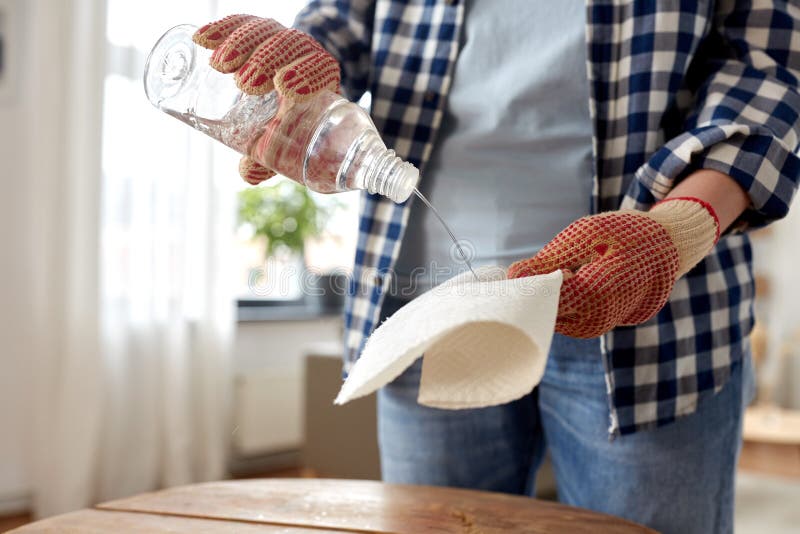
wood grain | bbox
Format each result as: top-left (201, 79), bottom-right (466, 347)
top-left (9, 508), bottom-right (332, 533)
top-left (96, 478), bottom-right (656, 533)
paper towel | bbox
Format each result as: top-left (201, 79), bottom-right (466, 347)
top-left (335, 266), bottom-right (562, 409)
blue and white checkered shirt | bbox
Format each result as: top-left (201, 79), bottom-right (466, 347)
top-left (295, 0), bottom-right (800, 436)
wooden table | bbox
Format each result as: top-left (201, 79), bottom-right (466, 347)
top-left (11, 478), bottom-right (656, 533)
top-left (740, 405), bottom-right (800, 477)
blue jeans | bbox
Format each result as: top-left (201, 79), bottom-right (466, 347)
top-left (377, 299), bottom-right (755, 534)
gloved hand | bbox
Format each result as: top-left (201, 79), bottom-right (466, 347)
top-left (507, 197), bottom-right (720, 338)
top-left (193, 14), bottom-right (340, 185)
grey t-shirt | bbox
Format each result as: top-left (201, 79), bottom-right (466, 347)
top-left (392, 0), bottom-right (593, 298)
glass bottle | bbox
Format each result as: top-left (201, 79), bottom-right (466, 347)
top-left (143, 24), bottom-right (419, 203)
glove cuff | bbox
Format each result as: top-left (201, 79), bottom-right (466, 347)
top-left (647, 197), bottom-right (720, 278)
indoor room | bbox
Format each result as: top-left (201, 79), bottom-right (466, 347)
top-left (1, 1), bottom-right (799, 532)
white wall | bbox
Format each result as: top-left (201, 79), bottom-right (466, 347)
top-left (232, 318), bottom-right (343, 456)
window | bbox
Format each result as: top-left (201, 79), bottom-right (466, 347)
top-left (103, 0), bottom-right (359, 305)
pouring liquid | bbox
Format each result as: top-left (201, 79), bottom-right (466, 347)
top-left (413, 188), bottom-right (479, 282)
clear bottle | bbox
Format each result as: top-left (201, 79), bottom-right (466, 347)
top-left (143, 24), bottom-right (419, 203)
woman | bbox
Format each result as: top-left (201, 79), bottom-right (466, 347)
top-left (193, 2), bottom-right (799, 532)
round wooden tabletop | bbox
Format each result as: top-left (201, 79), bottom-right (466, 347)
top-left (12, 478), bottom-right (656, 533)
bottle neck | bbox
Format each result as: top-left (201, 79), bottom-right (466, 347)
top-left (342, 130), bottom-right (420, 203)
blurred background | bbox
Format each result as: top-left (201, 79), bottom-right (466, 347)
top-left (0, 0), bottom-right (798, 531)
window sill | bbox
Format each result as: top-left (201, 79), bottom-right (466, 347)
top-left (236, 299), bottom-right (343, 322)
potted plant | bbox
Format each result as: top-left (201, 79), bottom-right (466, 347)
top-left (237, 179), bottom-right (344, 308)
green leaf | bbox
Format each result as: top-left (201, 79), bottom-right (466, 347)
top-left (237, 179), bottom-right (337, 259)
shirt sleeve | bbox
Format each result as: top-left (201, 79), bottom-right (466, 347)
top-left (631, 0), bottom-right (800, 230)
top-left (293, 0), bottom-right (375, 102)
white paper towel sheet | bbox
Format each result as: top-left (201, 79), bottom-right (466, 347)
top-left (335, 266), bottom-right (562, 409)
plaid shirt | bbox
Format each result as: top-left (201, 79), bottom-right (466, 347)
top-left (296, 0), bottom-right (800, 435)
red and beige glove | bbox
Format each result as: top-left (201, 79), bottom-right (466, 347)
top-left (508, 198), bottom-right (720, 338)
top-left (193, 14), bottom-right (341, 185)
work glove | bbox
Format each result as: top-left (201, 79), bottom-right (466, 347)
top-left (508, 197), bottom-right (720, 338)
top-left (193, 14), bottom-right (341, 185)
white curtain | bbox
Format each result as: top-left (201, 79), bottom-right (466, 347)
top-left (26, 0), bottom-right (235, 517)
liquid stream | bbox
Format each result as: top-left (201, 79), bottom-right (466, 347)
top-left (413, 188), bottom-right (479, 282)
